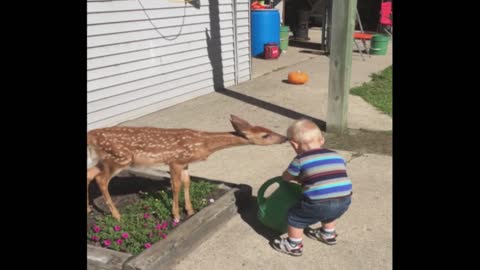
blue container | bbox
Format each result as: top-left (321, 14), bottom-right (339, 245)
top-left (251, 9), bottom-right (280, 57)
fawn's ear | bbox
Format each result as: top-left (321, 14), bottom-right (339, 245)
top-left (230, 115), bottom-right (252, 134)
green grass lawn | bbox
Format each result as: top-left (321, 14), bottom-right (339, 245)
top-left (350, 66), bottom-right (392, 116)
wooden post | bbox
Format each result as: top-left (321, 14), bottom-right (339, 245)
top-left (326, 0), bottom-right (357, 134)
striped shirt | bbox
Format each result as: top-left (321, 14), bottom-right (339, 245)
top-left (287, 148), bottom-right (352, 200)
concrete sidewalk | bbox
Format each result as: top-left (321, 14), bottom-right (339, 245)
top-left (121, 39), bottom-right (392, 270)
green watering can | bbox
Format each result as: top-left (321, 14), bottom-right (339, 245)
top-left (257, 176), bottom-right (303, 233)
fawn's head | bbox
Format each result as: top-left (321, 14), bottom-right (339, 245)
top-left (229, 115), bottom-right (287, 145)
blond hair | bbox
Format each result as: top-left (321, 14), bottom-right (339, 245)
top-left (287, 119), bottom-right (323, 144)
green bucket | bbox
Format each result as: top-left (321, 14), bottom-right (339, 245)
top-left (280, 25), bottom-right (290, 52)
top-left (369, 34), bottom-right (390, 55)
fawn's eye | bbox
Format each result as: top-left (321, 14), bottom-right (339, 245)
top-left (262, 134), bottom-right (270, 139)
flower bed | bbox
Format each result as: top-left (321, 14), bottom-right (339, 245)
top-left (87, 169), bottom-right (251, 270)
top-left (88, 178), bottom-right (222, 255)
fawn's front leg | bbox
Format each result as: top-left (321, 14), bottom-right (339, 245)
top-left (169, 163), bottom-right (184, 222)
top-left (181, 166), bottom-right (195, 217)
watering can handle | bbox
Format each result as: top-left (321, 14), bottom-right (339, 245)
top-left (257, 177), bottom-right (283, 206)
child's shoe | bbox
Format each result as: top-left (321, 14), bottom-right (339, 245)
top-left (272, 237), bottom-right (303, 256)
top-left (305, 227), bottom-right (337, 245)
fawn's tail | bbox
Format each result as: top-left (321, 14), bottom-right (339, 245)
top-left (87, 133), bottom-right (99, 169)
top-left (87, 145), bottom-right (99, 169)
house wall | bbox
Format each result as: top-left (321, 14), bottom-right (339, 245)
top-left (87, 0), bottom-right (251, 130)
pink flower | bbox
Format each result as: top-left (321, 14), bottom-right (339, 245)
top-left (161, 221), bottom-right (168, 230)
top-left (116, 239), bottom-right (123, 245)
top-left (172, 220), bottom-right (179, 227)
top-left (149, 232), bottom-right (154, 238)
top-left (121, 232), bottom-right (129, 239)
top-left (143, 213), bottom-right (150, 219)
top-left (113, 225), bottom-right (121, 232)
top-left (91, 235), bottom-right (99, 242)
top-left (103, 239), bottom-right (112, 247)
top-left (92, 224), bottom-right (101, 233)
top-left (155, 221), bottom-right (167, 230)
top-left (144, 243), bottom-right (152, 249)
top-left (159, 233), bottom-right (167, 239)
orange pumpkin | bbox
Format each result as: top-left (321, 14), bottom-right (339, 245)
top-left (288, 71), bottom-right (309, 84)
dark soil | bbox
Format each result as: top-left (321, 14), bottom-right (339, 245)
top-left (324, 128), bottom-right (392, 156)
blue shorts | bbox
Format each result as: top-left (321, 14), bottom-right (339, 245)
top-left (287, 195), bottom-right (352, 229)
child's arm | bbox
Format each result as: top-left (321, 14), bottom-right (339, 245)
top-left (283, 156), bottom-right (301, 182)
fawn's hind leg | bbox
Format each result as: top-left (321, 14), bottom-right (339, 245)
top-left (94, 161), bottom-right (128, 221)
top-left (87, 166), bottom-right (101, 214)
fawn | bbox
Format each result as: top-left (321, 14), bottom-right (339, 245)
top-left (87, 115), bottom-right (287, 221)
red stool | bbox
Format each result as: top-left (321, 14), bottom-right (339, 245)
top-left (353, 32), bottom-right (373, 61)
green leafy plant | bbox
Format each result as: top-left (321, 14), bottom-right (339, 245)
top-left (88, 180), bottom-right (217, 255)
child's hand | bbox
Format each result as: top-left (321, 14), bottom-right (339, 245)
top-left (282, 170), bottom-right (297, 182)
